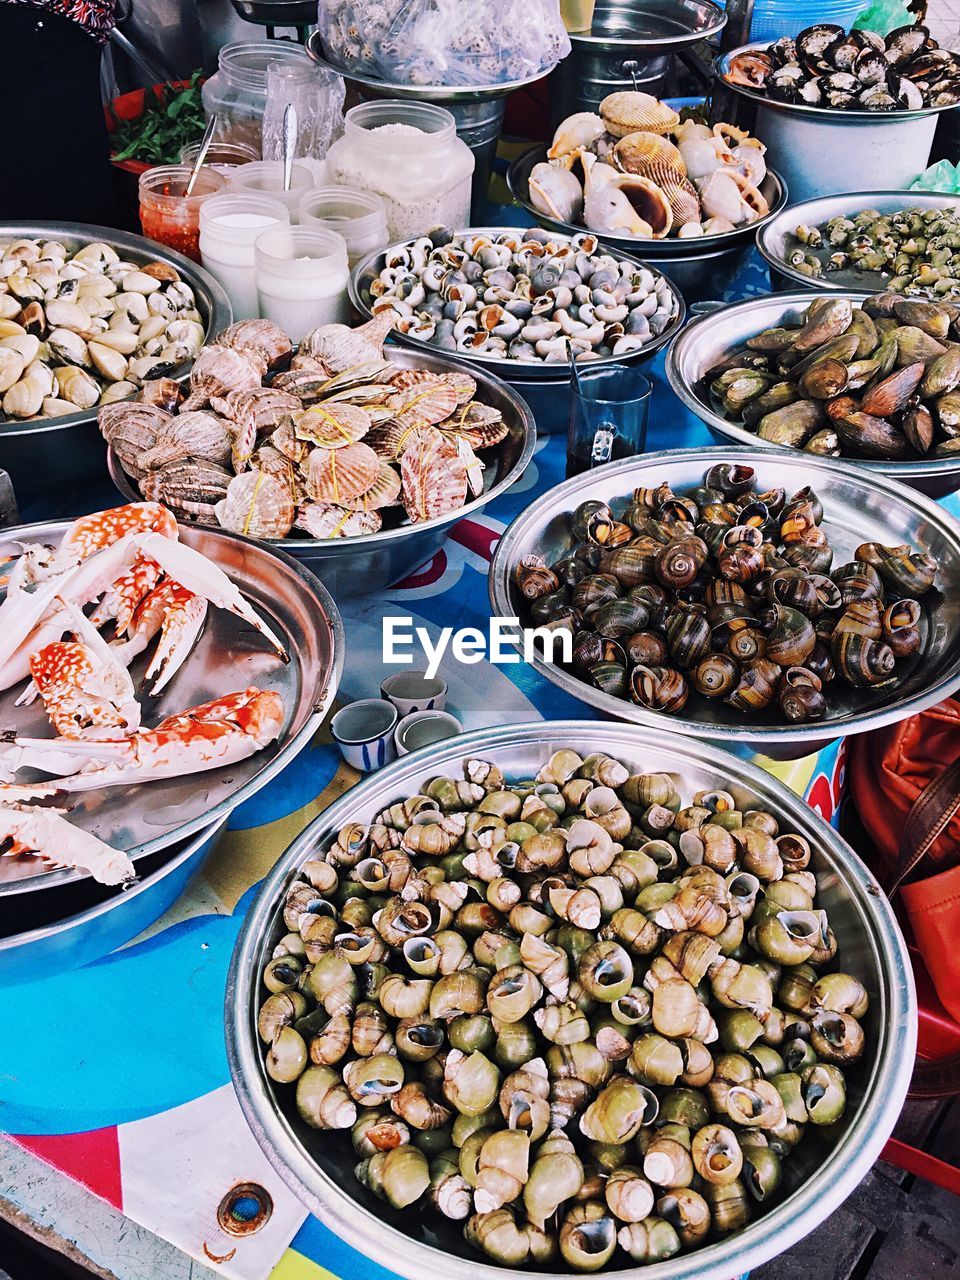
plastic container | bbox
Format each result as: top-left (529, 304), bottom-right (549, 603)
top-left (748, 0), bottom-right (866, 41)
top-left (254, 224), bottom-right (350, 341)
top-left (325, 101), bottom-right (474, 242)
top-left (138, 164), bottom-right (227, 262)
top-left (298, 186), bottom-right (389, 267)
top-left (180, 139), bottom-right (259, 173)
top-left (226, 160), bottom-right (315, 223)
top-left (201, 41), bottom-right (314, 156)
top-left (199, 193), bottom-right (290, 321)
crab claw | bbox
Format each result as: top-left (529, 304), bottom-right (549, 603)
top-left (0, 802), bottom-right (135, 886)
top-left (117, 580), bottom-right (209, 696)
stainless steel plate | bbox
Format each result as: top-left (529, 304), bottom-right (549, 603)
top-left (226, 720), bottom-right (915, 1280)
top-left (350, 227), bottom-right (686, 381)
top-left (757, 190), bottom-right (960, 293)
top-left (507, 145), bottom-right (787, 260)
top-left (0, 522), bottom-right (343, 894)
top-left (568, 0), bottom-right (726, 51)
top-left (489, 446), bottom-right (960, 760)
top-left (666, 290), bottom-right (960, 497)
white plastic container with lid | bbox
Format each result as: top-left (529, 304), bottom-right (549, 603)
top-left (202, 42), bottom-right (314, 156)
top-left (226, 160), bottom-right (315, 224)
top-left (299, 186), bottom-right (389, 268)
top-left (199, 194), bottom-right (290, 321)
top-left (325, 101), bottom-right (475, 243)
top-left (254, 225), bottom-right (350, 342)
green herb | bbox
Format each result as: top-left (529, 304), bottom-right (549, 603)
top-left (110, 71), bottom-right (208, 165)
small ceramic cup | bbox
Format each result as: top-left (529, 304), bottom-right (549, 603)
top-left (380, 670), bottom-right (448, 716)
top-left (395, 709), bottom-right (463, 757)
top-left (331, 699), bottom-right (399, 772)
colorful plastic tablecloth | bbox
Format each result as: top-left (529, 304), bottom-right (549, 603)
top-left (0, 231), bottom-right (947, 1280)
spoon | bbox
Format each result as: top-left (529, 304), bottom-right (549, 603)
top-left (282, 103), bottom-right (298, 192)
top-left (185, 116), bottom-right (218, 197)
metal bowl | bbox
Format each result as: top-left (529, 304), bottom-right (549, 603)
top-left (757, 190), bottom-right (960, 294)
top-left (489, 446), bottom-right (960, 760)
top-left (226, 720), bottom-right (916, 1280)
top-left (567, 0), bottom-right (726, 51)
top-left (0, 222), bottom-right (232, 491)
top-left (0, 520), bottom-right (343, 895)
top-left (107, 347), bottom-right (536, 598)
top-left (507, 146), bottom-right (787, 303)
top-left (350, 227), bottom-right (687, 382)
top-left (666, 291), bottom-right (960, 498)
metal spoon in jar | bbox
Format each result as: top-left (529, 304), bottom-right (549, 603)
top-left (185, 115), bottom-right (218, 197)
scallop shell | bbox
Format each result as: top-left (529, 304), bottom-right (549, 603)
top-left (140, 410), bottom-right (235, 472)
top-left (272, 366), bottom-right (335, 404)
top-left (210, 387), bottom-right (302, 436)
top-left (141, 458), bottom-right (231, 521)
top-left (299, 312), bottom-right (397, 375)
top-left (600, 92), bottom-right (680, 139)
top-left (438, 402), bottom-right (508, 450)
top-left (215, 319), bottom-right (293, 371)
top-left (295, 501), bottom-right (382, 539)
top-left (306, 441), bottom-right (381, 504)
top-left (400, 431), bottom-right (469, 523)
top-left (138, 378), bottom-right (185, 413)
top-left (387, 373), bottom-right (459, 427)
top-left (614, 175), bottom-right (673, 238)
top-left (614, 131), bottom-right (686, 180)
top-left (255, 444), bottom-right (303, 500)
top-left (437, 370), bottom-right (478, 406)
top-left (365, 421), bottom-right (439, 461)
top-left (270, 418), bottom-right (311, 466)
top-left (180, 346), bottom-right (264, 412)
top-left (97, 402), bottom-right (171, 477)
top-left (294, 402), bottom-right (371, 448)
top-left (339, 462), bottom-right (402, 512)
top-left (660, 175), bottom-right (702, 228)
top-left (215, 470), bottom-right (295, 539)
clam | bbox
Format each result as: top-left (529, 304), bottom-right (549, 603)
top-left (600, 91), bottom-right (680, 139)
top-left (614, 131), bottom-right (686, 182)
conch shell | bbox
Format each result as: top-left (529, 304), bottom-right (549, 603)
top-left (529, 162), bottom-right (584, 223)
top-left (547, 111), bottom-right (606, 159)
top-left (300, 312), bottom-right (396, 375)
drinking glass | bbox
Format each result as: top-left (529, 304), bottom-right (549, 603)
top-left (566, 365), bottom-right (652, 478)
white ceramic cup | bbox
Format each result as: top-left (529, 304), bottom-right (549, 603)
top-left (395, 709), bottom-right (463, 757)
top-left (331, 699), bottom-right (399, 772)
top-left (380, 670), bottom-right (448, 716)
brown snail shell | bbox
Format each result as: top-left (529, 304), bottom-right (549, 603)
top-left (882, 599), bottom-right (922, 657)
top-left (778, 668), bottom-right (825, 723)
top-left (655, 538), bottom-right (707, 590)
top-left (833, 632), bottom-right (897, 688)
top-left (665, 604), bottom-right (712, 669)
top-left (725, 658), bottom-right (780, 712)
top-left (692, 653), bottom-right (740, 699)
top-left (833, 600), bottom-right (883, 641)
top-left (630, 665), bottom-right (689, 715)
top-left (516, 555), bottom-right (561, 601)
top-left (624, 631), bottom-right (669, 666)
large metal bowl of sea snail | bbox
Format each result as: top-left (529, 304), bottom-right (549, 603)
top-left (225, 720), bottom-right (915, 1280)
top-left (103, 313), bottom-right (536, 597)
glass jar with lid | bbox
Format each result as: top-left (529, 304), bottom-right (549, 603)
top-left (325, 101), bottom-right (475, 243)
top-left (201, 42), bottom-right (314, 157)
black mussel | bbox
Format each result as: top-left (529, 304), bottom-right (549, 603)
top-left (572, 573), bottom-right (621, 616)
top-left (705, 463), bottom-right (756, 499)
top-left (902, 399), bottom-right (935, 455)
top-left (692, 653), bottom-right (740, 699)
top-left (572, 631), bottom-right (626, 674)
top-left (853, 47), bottom-right (888, 87)
top-left (530, 586), bottom-right (572, 626)
top-left (593, 598), bottom-right (652, 640)
top-left (781, 486), bottom-right (823, 526)
top-left (725, 624), bottom-right (768, 664)
top-left (765, 605), bottom-right (817, 668)
top-left (882, 600), bottom-right (922, 658)
top-left (778, 668), bottom-right (825, 723)
top-left (767, 569), bottom-right (818, 617)
top-left (725, 658), bottom-right (781, 712)
top-left (625, 631), bottom-right (668, 666)
top-left (886, 23), bottom-right (930, 67)
top-left (796, 23), bottom-right (844, 62)
top-left (665, 603), bottom-right (712, 669)
top-left (591, 660), bottom-right (629, 698)
top-left (600, 542), bottom-right (659, 588)
top-left (655, 537), bottom-right (708, 590)
top-left (833, 633), bottom-right (897, 688)
top-left (821, 38), bottom-right (857, 72)
top-left (769, 35), bottom-right (796, 64)
top-left (630, 665), bottom-right (689, 715)
top-left (831, 560), bottom-right (882, 605)
top-left (806, 639), bottom-right (836, 684)
top-left (833, 599), bottom-right (883, 641)
top-left (515, 554), bottom-right (561, 601)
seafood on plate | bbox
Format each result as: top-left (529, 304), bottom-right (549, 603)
top-left (365, 227), bottom-right (679, 362)
top-left (0, 237), bottom-right (207, 425)
top-left (0, 501), bottom-right (287, 884)
top-left (99, 316), bottom-right (514, 540)
top-left (724, 23), bottom-right (960, 110)
top-left (529, 95), bottom-right (770, 240)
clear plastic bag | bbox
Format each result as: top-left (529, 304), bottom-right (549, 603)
top-left (318, 0), bottom-right (571, 87)
top-left (260, 61), bottom-right (345, 172)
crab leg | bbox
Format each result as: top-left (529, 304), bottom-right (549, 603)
top-left (0, 802), bottom-right (135, 885)
top-left (111, 579), bottom-right (208, 695)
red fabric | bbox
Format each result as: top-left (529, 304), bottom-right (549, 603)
top-left (11, 1126), bottom-right (123, 1209)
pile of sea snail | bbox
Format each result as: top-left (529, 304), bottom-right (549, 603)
top-left (704, 294), bottom-right (960, 460)
top-left (366, 227), bottom-right (679, 363)
top-left (258, 750), bottom-right (867, 1269)
top-left (514, 465), bottom-right (936, 724)
top-left (724, 23), bottom-right (960, 111)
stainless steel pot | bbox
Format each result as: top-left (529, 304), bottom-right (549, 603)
top-left (0, 223), bottom-right (232, 493)
top-left (489, 446), bottom-right (960, 760)
top-left (756, 190), bottom-right (960, 294)
top-left (225, 720), bottom-right (916, 1280)
top-left (107, 346), bottom-right (537, 597)
top-left (666, 291), bottom-right (960, 498)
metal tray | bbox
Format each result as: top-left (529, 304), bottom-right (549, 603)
top-left (0, 223), bottom-right (232, 490)
top-left (226, 720), bottom-right (915, 1280)
top-left (350, 227), bottom-right (687, 381)
top-left (106, 346), bottom-right (537, 598)
top-left (757, 190), bottom-right (960, 294)
top-left (666, 290), bottom-right (960, 498)
top-left (489, 446), bottom-right (960, 760)
top-left (0, 522), bottom-right (343, 895)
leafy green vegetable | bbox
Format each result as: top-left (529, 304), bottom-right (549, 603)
top-left (110, 71), bottom-right (208, 165)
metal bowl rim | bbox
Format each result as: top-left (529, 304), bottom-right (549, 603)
top-left (665, 289), bottom-right (960, 481)
top-left (0, 221), bottom-right (232, 441)
top-left (350, 226), bottom-right (687, 380)
top-left (506, 144), bottom-right (788, 255)
top-left (489, 444), bottom-right (960, 745)
top-left (225, 718), bottom-right (916, 1280)
top-left (715, 42), bottom-right (957, 121)
top-left (568, 0), bottom-right (726, 50)
top-left (0, 518), bottom-right (344, 893)
top-left (756, 190), bottom-right (960, 292)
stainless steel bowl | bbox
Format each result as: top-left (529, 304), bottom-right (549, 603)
top-left (350, 227), bottom-right (687, 382)
top-left (568, 0), bottom-right (726, 51)
top-left (666, 291), bottom-right (960, 497)
top-left (226, 720), bottom-right (916, 1280)
top-left (757, 190), bottom-right (960, 294)
top-left (107, 347), bottom-right (536, 598)
top-left (0, 222), bottom-right (232, 491)
top-left (489, 446), bottom-right (960, 760)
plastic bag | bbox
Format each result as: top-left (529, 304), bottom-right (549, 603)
top-left (852, 0), bottom-right (916, 38)
top-left (910, 158), bottom-right (960, 193)
top-left (318, 0), bottom-right (571, 87)
top-left (261, 61), bottom-right (345, 172)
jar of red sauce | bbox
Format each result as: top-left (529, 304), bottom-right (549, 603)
top-left (139, 165), bottom-right (227, 262)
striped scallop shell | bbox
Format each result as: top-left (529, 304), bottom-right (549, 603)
top-left (295, 501), bottom-right (382, 539)
top-left (215, 319), bottom-right (292, 371)
top-left (210, 387), bottom-right (302, 437)
top-left (294, 402), bottom-right (371, 448)
top-left (306, 441), bottom-right (381, 503)
top-left (614, 131), bottom-right (686, 180)
top-left (365, 421), bottom-right (441, 461)
top-left (660, 175), bottom-right (702, 228)
top-left (269, 418), bottom-right (311, 467)
top-left (439, 402), bottom-right (508, 450)
top-left (254, 444), bottom-right (304, 500)
top-left (387, 373), bottom-right (460, 428)
top-left (214, 470), bottom-right (295, 539)
top-left (340, 461), bottom-right (402, 512)
top-left (400, 431), bottom-right (469, 523)
top-left (440, 370), bottom-right (478, 406)
top-left (600, 92), bottom-right (680, 139)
